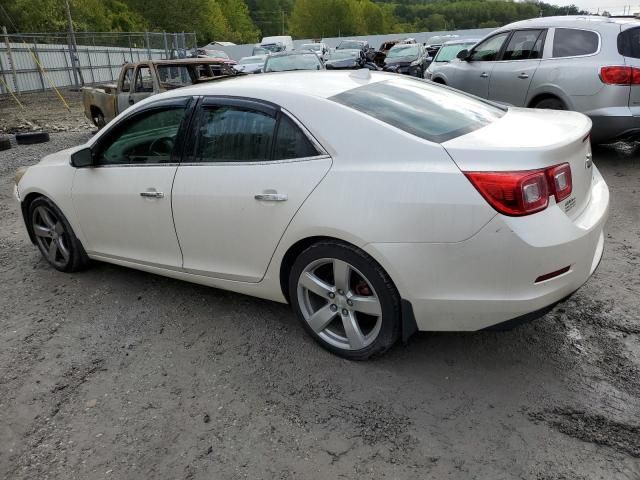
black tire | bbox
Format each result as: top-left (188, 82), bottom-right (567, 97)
top-left (288, 241), bottom-right (401, 360)
top-left (16, 131), bottom-right (50, 145)
top-left (28, 196), bottom-right (90, 272)
top-left (533, 97), bottom-right (566, 110)
top-left (0, 136), bottom-right (11, 151)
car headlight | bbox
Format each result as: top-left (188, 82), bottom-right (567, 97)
top-left (14, 166), bottom-right (28, 186)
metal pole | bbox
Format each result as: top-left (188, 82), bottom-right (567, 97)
top-left (2, 26), bottom-right (20, 95)
top-left (173, 33), bottom-right (178, 59)
top-left (145, 31), bottom-right (151, 60)
top-left (106, 48), bottom-right (113, 80)
top-left (32, 38), bottom-right (46, 91)
top-left (128, 35), bottom-right (134, 63)
top-left (163, 31), bottom-right (168, 59)
top-left (63, 0), bottom-right (83, 87)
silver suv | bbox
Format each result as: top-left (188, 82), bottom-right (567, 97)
top-left (427, 16), bottom-right (640, 143)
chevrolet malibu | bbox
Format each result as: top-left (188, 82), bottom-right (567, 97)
top-left (13, 71), bottom-right (609, 360)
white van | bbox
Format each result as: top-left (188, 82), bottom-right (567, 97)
top-left (253, 35), bottom-right (294, 55)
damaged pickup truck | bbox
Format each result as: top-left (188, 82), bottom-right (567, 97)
top-left (82, 59), bottom-right (235, 127)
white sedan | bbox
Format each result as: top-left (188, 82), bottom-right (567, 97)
top-left (13, 71), bottom-right (609, 359)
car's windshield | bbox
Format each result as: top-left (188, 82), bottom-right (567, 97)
top-left (205, 50), bottom-right (229, 59)
top-left (302, 44), bottom-right (322, 52)
top-left (337, 41), bottom-right (364, 50)
top-left (264, 53), bottom-right (322, 72)
top-left (239, 55), bottom-right (265, 65)
top-left (435, 43), bottom-right (475, 62)
top-left (252, 46), bottom-right (268, 55)
top-left (261, 43), bottom-right (286, 53)
top-left (328, 50), bottom-right (359, 60)
top-left (387, 45), bottom-right (420, 59)
top-left (331, 77), bottom-right (505, 143)
top-left (156, 65), bottom-right (193, 88)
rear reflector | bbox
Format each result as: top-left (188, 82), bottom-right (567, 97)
top-left (465, 163), bottom-right (573, 216)
top-left (600, 66), bottom-right (640, 85)
top-left (535, 265), bottom-right (571, 283)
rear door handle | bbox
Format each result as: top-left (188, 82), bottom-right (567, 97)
top-left (254, 193), bottom-right (288, 202)
top-left (517, 73), bottom-right (529, 79)
top-left (140, 191), bottom-right (164, 198)
top-left (480, 72), bottom-right (489, 78)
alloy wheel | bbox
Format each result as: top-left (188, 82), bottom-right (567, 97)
top-left (297, 258), bottom-right (383, 351)
top-left (32, 205), bottom-right (71, 268)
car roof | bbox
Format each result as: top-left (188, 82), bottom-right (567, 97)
top-left (500, 15), bottom-right (639, 31)
top-left (155, 70), bottom-right (390, 102)
top-left (442, 38), bottom-right (480, 45)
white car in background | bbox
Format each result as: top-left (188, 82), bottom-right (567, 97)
top-left (300, 42), bottom-right (329, 60)
top-left (233, 55), bottom-right (267, 74)
top-left (13, 71), bottom-right (609, 359)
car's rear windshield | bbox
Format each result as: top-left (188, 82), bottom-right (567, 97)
top-left (330, 78), bottom-right (505, 143)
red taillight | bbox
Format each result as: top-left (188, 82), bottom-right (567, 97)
top-left (600, 66), bottom-right (640, 85)
top-left (464, 162), bottom-right (573, 216)
top-left (547, 163), bottom-right (572, 202)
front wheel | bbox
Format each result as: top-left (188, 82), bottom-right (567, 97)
top-left (29, 197), bottom-right (89, 272)
top-left (289, 241), bottom-right (401, 360)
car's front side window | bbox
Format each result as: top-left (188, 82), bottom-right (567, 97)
top-left (96, 106), bottom-right (187, 166)
top-left (134, 66), bottom-right (153, 93)
top-left (121, 67), bottom-right (133, 92)
top-left (469, 32), bottom-right (510, 61)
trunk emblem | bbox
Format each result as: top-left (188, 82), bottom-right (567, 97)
top-left (585, 153), bottom-right (592, 169)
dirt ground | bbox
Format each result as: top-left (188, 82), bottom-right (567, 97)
top-left (0, 95), bottom-right (639, 479)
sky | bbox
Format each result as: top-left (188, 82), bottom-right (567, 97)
top-left (543, 0), bottom-right (640, 14)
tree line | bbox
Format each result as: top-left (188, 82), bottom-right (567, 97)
top-left (1, 0), bottom-right (590, 45)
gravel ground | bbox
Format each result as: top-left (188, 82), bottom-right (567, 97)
top-left (0, 131), bottom-right (639, 479)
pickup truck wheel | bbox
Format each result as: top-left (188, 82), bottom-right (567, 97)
top-left (16, 131), bottom-right (50, 145)
top-left (93, 112), bottom-right (106, 128)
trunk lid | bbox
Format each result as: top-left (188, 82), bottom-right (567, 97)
top-left (442, 107), bottom-right (593, 220)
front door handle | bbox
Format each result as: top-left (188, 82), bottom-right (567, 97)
top-left (254, 193), bottom-right (288, 202)
top-left (140, 191), bottom-right (164, 198)
top-left (517, 73), bottom-right (529, 79)
top-left (129, 98), bottom-right (134, 105)
top-left (480, 72), bottom-right (489, 78)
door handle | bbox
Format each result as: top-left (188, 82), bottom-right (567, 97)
top-left (140, 191), bottom-right (164, 198)
top-left (129, 98), bottom-right (134, 105)
top-left (517, 73), bottom-right (529, 79)
top-left (254, 193), bottom-right (288, 202)
top-left (480, 72), bottom-right (489, 78)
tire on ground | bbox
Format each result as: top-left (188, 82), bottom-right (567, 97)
top-left (16, 131), bottom-right (50, 145)
top-left (0, 136), bottom-right (11, 151)
top-left (27, 196), bottom-right (90, 273)
top-left (533, 97), bottom-right (566, 110)
top-left (288, 240), bottom-right (401, 360)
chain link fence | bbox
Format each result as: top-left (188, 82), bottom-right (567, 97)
top-left (0, 31), bottom-right (197, 94)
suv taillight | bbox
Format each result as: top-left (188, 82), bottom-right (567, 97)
top-left (464, 163), bottom-right (572, 216)
top-left (600, 66), bottom-right (640, 85)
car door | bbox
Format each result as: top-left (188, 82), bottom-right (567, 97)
top-left (488, 29), bottom-right (545, 106)
top-left (116, 66), bottom-right (134, 114)
top-left (129, 64), bottom-right (155, 106)
top-left (171, 97), bottom-right (332, 282)
top-left (72, 97), bottom-right (192, 268)
top-left (449, 32), bottom-right (510, 98)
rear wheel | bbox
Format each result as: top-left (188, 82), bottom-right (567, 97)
top-left (28, 197), bottom-right (89, 272)
top-left (289, 241), bottom-right (401, 360)
top-left (533, 97), bottom-right (566, 110)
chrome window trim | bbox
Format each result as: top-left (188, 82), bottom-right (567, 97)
top-left (179, 154), bottom-right (331, 167)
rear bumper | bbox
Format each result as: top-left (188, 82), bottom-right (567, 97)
top-left (365, 166), bottom-right (609, 331)
top-left (587, 109), bottom-right (640, 143)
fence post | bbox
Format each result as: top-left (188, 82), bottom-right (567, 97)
top-left (66, 33), bottom-right (80, 89)
top-left (2, 26), bottom-right (20, 95)
top-left (31, 38), bottom-right (46, 91)
top-left (85, 46), bottom-right (95, 84)
top-left (106, 48), bottom-right (113, 81)
top-left (145, 31), bottom-right (151, 60)
top-left (173, 33), bottom-right (178, 59)
top-left (0, 56), bottom-right (7, 95)
top-left (163, 31), bottom-right (169, 59)
top-left (128, 34), bottom-right (134, 63)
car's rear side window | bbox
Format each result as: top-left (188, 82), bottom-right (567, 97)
top-left (552, 28), bottom-right (599, 57)
top-left (618, 27), bottom-right (640, 58)
top-left (330, 79), bottom-right (505, 143)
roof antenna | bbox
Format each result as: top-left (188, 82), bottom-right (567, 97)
top-left (350, 68), bottom-right (371, 80)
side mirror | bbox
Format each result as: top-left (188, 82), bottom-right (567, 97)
top-left (70, 147), bottom-right (94, 168)
top-left (456, 49), bottom-right (470, 61)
